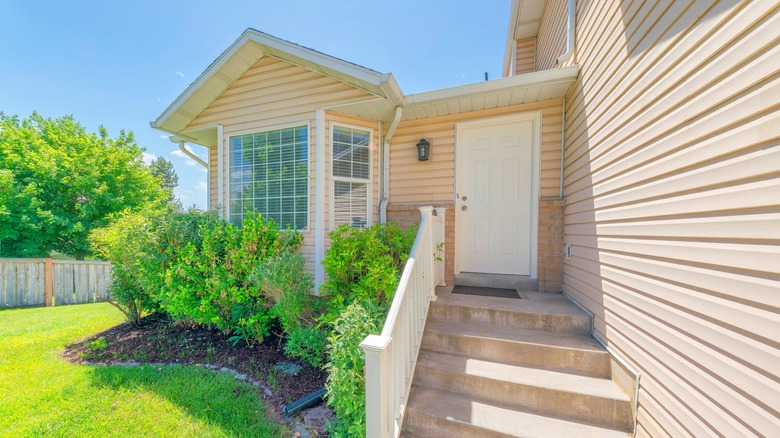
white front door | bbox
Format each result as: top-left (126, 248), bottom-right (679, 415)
top-left (457, 116), bottom-right (536, 276)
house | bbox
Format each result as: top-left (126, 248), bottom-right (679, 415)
top-left (152, 0), bottom-right (779, 436)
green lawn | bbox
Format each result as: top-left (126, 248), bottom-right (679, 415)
top-left (0, 304), bottom-right (285, 438)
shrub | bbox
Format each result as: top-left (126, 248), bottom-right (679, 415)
top-left (320, 223), bottom-right (415, 325)
top-left (156, 212), bottom-right (300, 344)
top-left (324, 301), bottom-right (384, 438)
top-left (252, 248), bottom-right (326, 366)
top-left (319, 222), bottom-right (416, 436)
top-left (89, 208), bottom-right (163, 323)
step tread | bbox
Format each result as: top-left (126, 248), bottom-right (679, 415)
top-left (405, 386), bottom-right (632, 438)
top-left (435, 289), bottom-right (590, 320)
top-left (424, 319), bottom-right (606, 353)
top-left (417, 350), bottom-right (630, 402)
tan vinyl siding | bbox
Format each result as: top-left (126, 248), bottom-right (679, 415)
top-left (561, 1), bottom-right (780, 436)
top-left (390, 99), bottom-right (563, 204)
top-left (194, 55), bottom-right (376, 273)
top-left (515, 37), bottom-right (536, 74)
top-left (536, 0), bottom-right (568, 70)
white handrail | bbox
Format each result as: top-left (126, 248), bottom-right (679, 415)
top-left (361, 206), bottom-right (446, 438)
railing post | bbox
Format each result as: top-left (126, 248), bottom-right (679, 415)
top-left (361, 334), bottom-right (392, 438)
top-left (418, 207), bottom-right (435, 301)
top-left (434, 207), bottom-right (446, 287)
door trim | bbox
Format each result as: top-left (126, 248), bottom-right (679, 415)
top-left (454, 112), bottom-right (541, 278)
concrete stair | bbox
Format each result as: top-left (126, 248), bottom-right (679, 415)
top-left (401, 286), bottom-right (634, 437)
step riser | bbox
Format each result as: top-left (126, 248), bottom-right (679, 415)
top-left (430, 303), bottom-right (591, 335)
top-left (404, 411), bottom-right (515, 438)
top-left (421, 331), bottom-right (611, 378)
top-left (415, 365), bottom-right (633, 431)
top-left (454, 273), bottom-right (538, 291)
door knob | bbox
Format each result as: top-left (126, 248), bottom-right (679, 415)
top-left (461, 205), bottom-right (468, 211)
top-left (462, 196), bottom-right (468, 201)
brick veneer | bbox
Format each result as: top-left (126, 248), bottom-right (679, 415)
top-left (387, 200), bottom-right (563, 292)
top-left (386, 203), bottom-right (455, 286)
top-left (538, 199), bottom-right (565, 292)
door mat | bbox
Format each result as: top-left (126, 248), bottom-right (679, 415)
top-left (451, 285), bottom-right (524, 299)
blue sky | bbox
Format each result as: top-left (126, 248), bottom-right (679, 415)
top-left (0, 0), bottom-right (510, 209)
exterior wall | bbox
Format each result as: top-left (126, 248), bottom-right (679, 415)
top-left (514, 37), bottom-right (536, 74)
top-left (193, 55), bottom-right (375, 272)
top-left (560, 1), bottom-right (780, 436)
top-left (535, 0), bottom-right (568, 70)
top-left (389, 99), bottom-right (564, 287)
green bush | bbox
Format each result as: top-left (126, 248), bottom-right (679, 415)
top-left (318, 222), bottom-right (416, 436)
top-left (324, 301), bottom-right (384, 438)
top-left (320, 223), bottom-right (415, 325)
top-left (252, 247), bottom-right (327, 366)
top-left (157, 213), bottom-right (301, 344)
top-left (89, 208), bottom-right (164, 323)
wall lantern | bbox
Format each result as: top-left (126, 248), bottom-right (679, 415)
top-left (416, 138), bottom-right (431, 161)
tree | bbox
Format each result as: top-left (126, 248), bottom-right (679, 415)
top-left (0, 112), bottom-right (167, 259)
top-left (148, 157), bottom-right (179, 206)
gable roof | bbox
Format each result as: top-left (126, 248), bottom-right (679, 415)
top-left (151, 29), bottom-right (402, 137)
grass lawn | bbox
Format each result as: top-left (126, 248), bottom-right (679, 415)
top-left (0, 303), bottom-right (285, 438)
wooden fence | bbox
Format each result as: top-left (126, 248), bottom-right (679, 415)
top-left (1, 258), bottom-right (112, 309)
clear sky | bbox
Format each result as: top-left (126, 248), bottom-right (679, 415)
top-left (0, 0), bottom-right (511, 209)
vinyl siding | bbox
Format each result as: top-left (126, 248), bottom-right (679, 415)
top-left (536, 0), bottom-right (568, 70)
top-left (196, 55), bottom-right (376, 273)
top-left (515, 37), bottom-right (537, 74)
top-left (209, 147), bottom-right (218, 210)
top-left (558, 0), bottom-right (780, 436)
top-left (389, 99), bottom-right (563, 205)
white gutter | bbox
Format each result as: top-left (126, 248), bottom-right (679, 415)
top-left (555, 0), bottom-right (576, 66)
top-left (379, 106), bottom-right (403, 223)
top-left (559, 97), bottom-right (565, 199)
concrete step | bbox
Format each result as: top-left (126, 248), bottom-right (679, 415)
top-left (414, 350), bottom-right (633, 431)
top-left (402, 386), bottom-right (633, 438)
top-left (431, 290), bottom-right (591, 335)
top-left (455, 272), bottom-right (538, 291)
top-left (422, 320), bottom-right (611, 378)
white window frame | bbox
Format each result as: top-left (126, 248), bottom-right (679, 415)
top-left (227, 121), bottom-right (311, 232)
top-left (329, 121), bottom-right (373, 230)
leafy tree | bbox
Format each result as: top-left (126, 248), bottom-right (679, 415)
top-left (0, 112), bottom-right (166, 259)
top-left (148, 156), bottom-right (179, 206)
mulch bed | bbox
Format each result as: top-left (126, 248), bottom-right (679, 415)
top-left (62, 314), bottom-right (327, 426)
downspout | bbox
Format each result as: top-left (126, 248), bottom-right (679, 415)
top-left (379, 106), bottom-right (404, 223)
top-left (177, 140), bottom-right (210, 211)
top-left (178, 141), bottom-right (208, 168)
top-left (555, 0), bottom-right (576, 66)
top-left (559, 97), bottom-right (565, 199)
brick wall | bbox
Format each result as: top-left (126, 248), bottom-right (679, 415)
top-left (538, 199), bottom-right (564, 292)
top-left (386, 203), bottom-right (455, 286)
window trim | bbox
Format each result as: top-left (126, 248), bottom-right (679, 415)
top-left (329, 121), bottom-right (374, 230)
top-left (227, 121), bottom-right (311, 233)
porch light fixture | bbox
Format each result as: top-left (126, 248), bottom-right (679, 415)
top-left (416, 138), bottom-right (430, 161)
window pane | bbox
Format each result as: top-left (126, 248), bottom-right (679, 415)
top-left (333, 180), bottom-right (368, 228)
top-left (229, 126), bottom-right (308, 230)
top-left (332, 126), bottom-right (370, 180)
